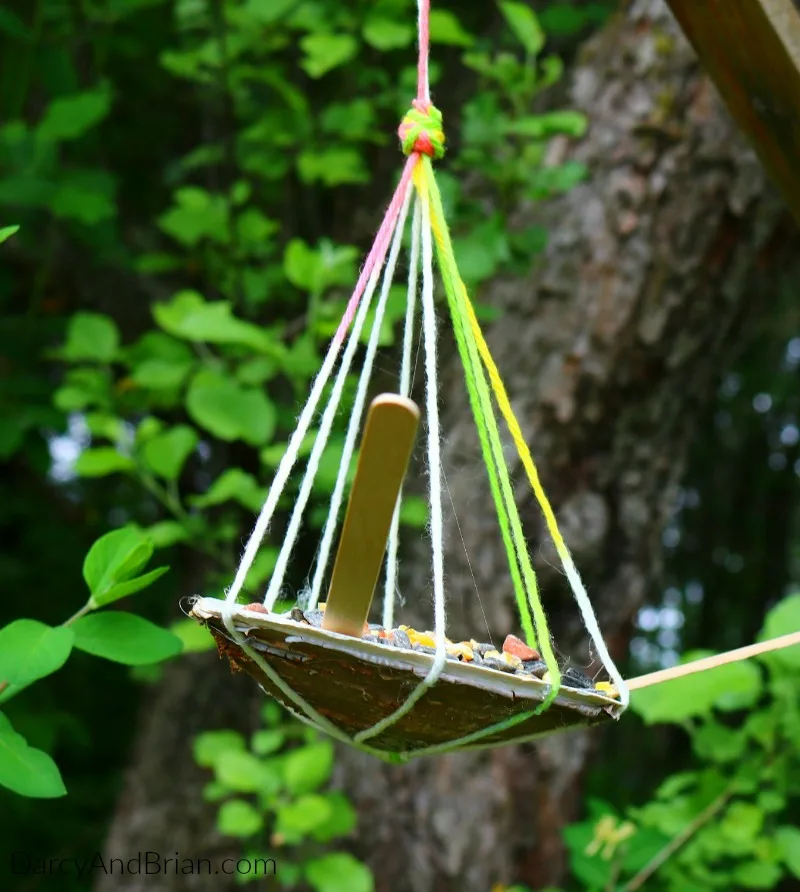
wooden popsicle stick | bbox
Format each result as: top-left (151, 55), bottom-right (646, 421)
top-left (626, 630), bottom-right (800, 691)
top-left (322, 394), bottom-right (420, 638)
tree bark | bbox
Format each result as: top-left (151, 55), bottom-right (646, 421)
top-left (95, 2), bottom-right (798, 891)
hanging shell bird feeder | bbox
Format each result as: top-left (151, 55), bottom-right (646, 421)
top-left (190, 0), bottom-right (628, 762)
top-left (190, 0), bottom-right (800, 762)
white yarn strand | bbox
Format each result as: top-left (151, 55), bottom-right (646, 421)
top-left (382, 195), bottom-right (421, 629)
top-left (264, 224), bottom-right (400, 610)
top-left (561, 556), bottom-right (630, 707)
top-left (307, 180), bottom-right (414, 610)
top-left (225, 314), bottom-right (346, 605)
top-left (355, 184), bottom-right (447, 744)
top-left (420, 184), bottom-right (448, 661)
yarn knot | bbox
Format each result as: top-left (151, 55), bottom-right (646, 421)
top-left (398, 100), bottom-right (445, 159)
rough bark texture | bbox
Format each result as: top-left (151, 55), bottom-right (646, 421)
top-left (95, 2), bottom-right (798, 891)
top-left (95, 654), bottom-right (263, 892)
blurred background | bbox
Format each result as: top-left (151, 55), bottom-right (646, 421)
top-left (1, 1), bottom-right (798, 890)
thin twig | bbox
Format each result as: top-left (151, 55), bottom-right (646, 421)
top-left (63, 604), bottom-right (91, 627)
top-left (620, 785), bottom-right (734, 892)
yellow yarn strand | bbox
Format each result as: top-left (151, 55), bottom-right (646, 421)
top-left (417, 156), bottom-right (561, 706)
top-left (422, 165), bottom-right (631, 705)
top-left (461, 305), bottom-right (572, 565)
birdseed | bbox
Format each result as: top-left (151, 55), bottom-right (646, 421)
top-left (290, 607), bottom-right (616, 692)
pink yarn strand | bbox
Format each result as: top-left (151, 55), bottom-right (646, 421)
top-left (334, 154), bottom-right (416, 345)
top-left (333, 1), bottom-right (430, 345)
top-left (417, 0), bottom-right (431, 103)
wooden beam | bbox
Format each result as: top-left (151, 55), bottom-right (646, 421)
top-left (321, 394), bottom-right (420, 638)
top-left (665, 0), bottom-right (800, 223)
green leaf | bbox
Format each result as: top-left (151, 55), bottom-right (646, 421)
top-left (191, 468), bottom-right (266, 513)
top-left (187, 369), bottom-right (277, 445)
top-left (245, 548), bottom-right (279, 590)
top-left (127, 330), bottom-right (195, 365)
top-left (275, 794), bottom-right (333, 841)
top-left (236, 207), bottom-right (278, 248)
top-left (91, 567), bottom-right (169, 609)
top-left (153, 290), bottom-right (274, 353)
top-left (528, 160), bottom-right (588, 197)
top-left (51, 172), bottom-right (116, 224)
top-left (284, 239), bottom-right (323, 293)
top-left (74, 447), bottom-right (135, 477)
top-left (214, 750), bottom-right (281, 795)
top-left (720, 801), bottom-right (764, 847)
top-left (540, 4), bottom-right (593, 35)
top-left (36, 86), bottom-right (112, 142)
top-left (144, 521), bottom-right (190, 549)
top-left (759, 593), bottom-right (800, 668)
top-left (507, 110), bottom-right (587, 139)
top-left (732, 861), bottom-right (782, 889)
top-left (362, 17), bottom-right (413, 50)
top-left (71, 612), bottom-right (182, 665)
top-left (261, 433), bottom-right (315, 468)
top-left (654, 771), bottom-right (698, 801)
top-left (193, 730), bottom-right (246, 767)
top-left (309, 792), bottom-right (358, 842)
top-left (169, 618), bottom-right (216, 654)
top-left (282, 333), bottom-right (322, 379)
top-left (300, 34), bottom-right (358, 78)
top-left (307, 240), bottom-right (357, 291)
top-left (631, 652), bottom-right (763, 723)
top-left (202, 780), bottom-right (228, 802)
top-left (304, 853), bottom-right (374, 892)
top-left (499, 2), bottom-right (545, 55)
top-left (297, 148), bottom-right (368, 186)
top-left (453, 215), bottom-right (510, 284)
top-left (0, 224), bottom-right (19, 244)
top-left (241, 0), bottom-right (295, 22)
top-left (429, 9), bottom-right (474, 46)
top-left (83, 525), bottom-right (153, 599)
top-left (141, 425), bottom-right (198, 480)
top-left (757, 790), bottom-right (785, 813)
top-left (0, 620), bottom-right (74, 701)
top-left (237, 357), bottom-right (278, 386)
top-left (0, 713), bottom-right (67, 798)
top-left (283, 741), bottom-right (334, 795)
top-left (54, 368), bottom-right (111, 413)
top-left (776, 825), bottom-right (800, 877)
top-left (131, 358), bottom-right (194, 390)
top-left (251, 730), bottom-right (285, 756)
top-left (217, 799), bottom-right (264, 838)
top-left (158, 188), bottom-right (229, 246)
top-left (399, 496), bottom-right (428, 528)
top-left (691, 721), bottom-right (746, 763)
top-left (62, 312), bottom-right (120, 362)
top-left (714, 660), bottom-right (763, 710)
top-left (85, 413), bottom-right (125, 442)
top-left (261, 700), bottom-right (283, 727)
top-left (320, 99), bottom-right (377, 142)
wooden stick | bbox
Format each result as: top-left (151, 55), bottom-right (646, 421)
top-left (322, 394), bottom-right (420, 638)
top-left (626, 630), bottom-right (800, 691)
top-left (664, 0), bottom-right (800, 223)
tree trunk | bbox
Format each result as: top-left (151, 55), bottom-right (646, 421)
top-left (95, 2), bottom-right (798, 891)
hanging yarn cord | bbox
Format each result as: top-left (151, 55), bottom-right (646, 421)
top-left (210, 0), bottom-right (628, 759)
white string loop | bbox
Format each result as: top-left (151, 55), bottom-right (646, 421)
top-left (383, 196), bottom-right (421, 629)
top-left (307, 180), bottom-right (414, 610)
top-left (355, 182), bottom-right (447, 743)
